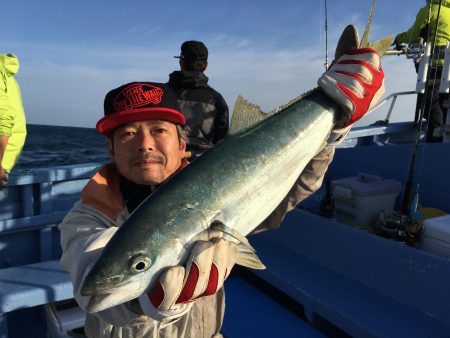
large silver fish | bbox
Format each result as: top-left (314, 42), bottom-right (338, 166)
top-left (80, 11), bottom-right (392, 312)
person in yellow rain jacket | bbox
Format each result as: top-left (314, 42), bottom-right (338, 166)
top-left (394, 0), bottom-right (450, 142)
top-left (0, 54), bottom-right (27, 188)
top-left (395, 0), bottom-right (450, 67)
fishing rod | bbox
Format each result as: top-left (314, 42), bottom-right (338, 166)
top-left (324, 0), bottom-right (329, 69)
top-left (400, 0), bottom-right (444, 216)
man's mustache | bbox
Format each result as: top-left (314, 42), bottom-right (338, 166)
top-left (131, 153), bottom-right (165, 164)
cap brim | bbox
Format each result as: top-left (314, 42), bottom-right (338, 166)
top-left (96, 108), bottom-right (186, 136)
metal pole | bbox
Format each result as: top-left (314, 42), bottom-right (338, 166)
top-left (401, 0), bottom-right (444, 216)
top-left (324, 0), bottom-right (329, 69)
top-left (439, 42), bottom-right (450, 142)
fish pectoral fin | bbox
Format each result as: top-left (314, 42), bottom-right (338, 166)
top-left (210, 222), bottom-right (254, 250)
top-left (210, 222), bottom-right (266, 270)
top-left (236, 244), bottom-right (266, 270)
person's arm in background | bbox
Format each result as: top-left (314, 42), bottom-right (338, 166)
top-left (395, 5), bottom-right (429, 44)
top-left (0, 135), bottom-right (8, 187)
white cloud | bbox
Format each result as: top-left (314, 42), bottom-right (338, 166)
top-left (20, 62), bottom-right (172, 128)
top-left (14, 6), bottom-right (421, 130)
top-left (210, 47), bottom-right (325, 113)
top-left (18, 43), bottom-right (420, 129)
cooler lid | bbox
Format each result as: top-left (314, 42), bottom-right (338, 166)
top-left (331, 173), bottom-right (402, 197)
top-left (423, 214), bottom-right (450, 240)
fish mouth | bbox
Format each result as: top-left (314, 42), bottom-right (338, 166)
top-left (82, 278), bottom-right (145, 313)
top-left (80, 274), bottom-right (125, 297)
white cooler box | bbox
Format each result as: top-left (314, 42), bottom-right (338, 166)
top-left (332, 173), bottom-right (402, 228)
top-left (421, 214), bottom-right (450, 258)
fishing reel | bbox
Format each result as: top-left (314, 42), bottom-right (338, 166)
top-left (406, 39), bottom-right (426, 62)
top-left (391, 39), bottom-right (426, 65)
top-left (373, 210), bottom-right (423, 245)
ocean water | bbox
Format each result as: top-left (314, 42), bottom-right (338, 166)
top-left (14, 124), bottom-right (109, 170)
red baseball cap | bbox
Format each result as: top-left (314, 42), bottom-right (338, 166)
top-left (96, 82), bottom-right (186, 136)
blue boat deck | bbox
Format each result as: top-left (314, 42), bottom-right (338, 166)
top-left (231, 209), bottom-right (450, 338)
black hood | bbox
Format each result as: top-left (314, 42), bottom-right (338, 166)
top-left (168, 71), bottom-right (209, 89)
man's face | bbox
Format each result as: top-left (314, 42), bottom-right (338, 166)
top-left (108, 120), bottom-right (186, 185)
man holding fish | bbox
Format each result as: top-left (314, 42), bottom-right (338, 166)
top-left (59, 28), bottom-right (385, 338)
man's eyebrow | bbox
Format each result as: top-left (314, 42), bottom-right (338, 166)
top-left (116, 125), bottom-right (135, 131)
top-left (148, 121), bottom-right (171, 128)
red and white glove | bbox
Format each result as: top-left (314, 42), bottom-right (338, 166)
top-left (318, 47), bottom-right (385, 128)
top-left (138, 237), bottom-right (238, 321)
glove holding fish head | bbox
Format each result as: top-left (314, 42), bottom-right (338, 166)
top-left (318, 47), bottom-right (385, 129)
top-left (138, 237), bottom-right (238, 321)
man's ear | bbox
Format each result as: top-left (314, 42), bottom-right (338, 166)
top-left (107, 138), bottom-right (115, 162)
top-left (180, 138), bottom-right (186, 156)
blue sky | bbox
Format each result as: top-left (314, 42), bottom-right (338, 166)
top-left (2, 0), bottom-right (427, 128)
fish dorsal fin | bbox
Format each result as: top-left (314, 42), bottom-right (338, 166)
top-left (229, 88), bottom-right (318, 136)
top-left (229, 95), bottom-right (274, 135)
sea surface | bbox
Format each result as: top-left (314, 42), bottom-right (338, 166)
top-left (14, 124), bottom-right (109, 171)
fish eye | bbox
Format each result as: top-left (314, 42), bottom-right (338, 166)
top-left (129, 254), bottom-right (152, 273)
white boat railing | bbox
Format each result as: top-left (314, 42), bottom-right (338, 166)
top-left (368, 90), bottom-right (417, 124)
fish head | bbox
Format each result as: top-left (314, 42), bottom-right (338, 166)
top-left (80, 252), bottom-right (157, 297)
top-left (79, 245), bottom-right (163, 313)
top-left (79, 229), bottom-right (163, 298)
top-left (80, 197), bottom-right (207, 301)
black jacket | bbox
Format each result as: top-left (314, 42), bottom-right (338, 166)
top-left (168, 71), bottom-right (229, 159)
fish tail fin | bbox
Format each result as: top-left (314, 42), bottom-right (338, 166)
top-left (335, 0), bottom-right (392, 60)
top-left (359, 0), bottom-right (376, 49)
top-left (361, 0), bottom-right (393, 56)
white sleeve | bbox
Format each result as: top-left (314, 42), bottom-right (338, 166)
top-left (59, 202), bottom-right (144, 326)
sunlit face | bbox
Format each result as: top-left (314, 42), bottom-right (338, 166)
top-left (108, 120), bottom-right (186, 185)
